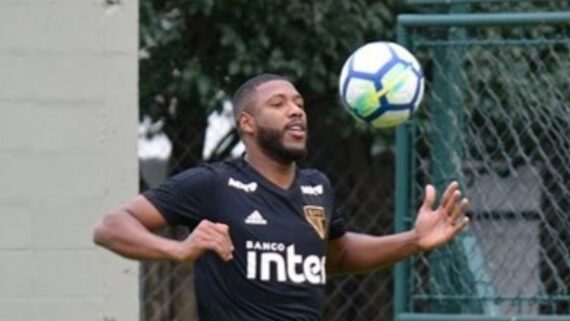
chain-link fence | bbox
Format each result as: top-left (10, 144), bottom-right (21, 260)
top-left (396, 9), bottom-right (570, 319)
top-left (138, 2), bottom-right (570, 321)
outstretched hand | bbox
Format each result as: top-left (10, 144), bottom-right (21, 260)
top-left (413, 181), bottom-right (470, 252)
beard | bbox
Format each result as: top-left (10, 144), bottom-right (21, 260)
top-left (256, 125), bottom-right (307, 163)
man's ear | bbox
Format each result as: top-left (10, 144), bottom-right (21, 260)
top-left (238, 112), bottom-right (255, 135)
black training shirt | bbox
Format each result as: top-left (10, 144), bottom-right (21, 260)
top-left (143, 158), bottom-right (346, 321)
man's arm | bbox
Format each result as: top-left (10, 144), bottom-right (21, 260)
top-left (93, 195), bottom-right (234, 262)
top-left (326, 182), bottom-right (469, 274)
top-left (326, 231), bottom-right (420, 274)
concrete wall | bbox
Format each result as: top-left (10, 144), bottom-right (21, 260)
top-left (0, 1), bottom-right (139, 320)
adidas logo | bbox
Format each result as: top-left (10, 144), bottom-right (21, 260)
top-left (245, 210), bottom-right (267, 225)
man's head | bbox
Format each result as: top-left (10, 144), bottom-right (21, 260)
top-left (232, 74), bottom-right (307, 163)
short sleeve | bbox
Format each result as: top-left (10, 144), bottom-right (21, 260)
top-left (316, 171), bottom-right (347, 240)
top-left (328, 208), bottom-right (347, 240)
top-left (142, 166), bottom-right (216, 227)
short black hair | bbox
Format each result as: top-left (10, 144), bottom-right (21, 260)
top-left (231, 73), bottom-right (289, 120)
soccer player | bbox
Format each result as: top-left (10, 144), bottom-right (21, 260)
top-left (93, 74), bottom-right (470, 321)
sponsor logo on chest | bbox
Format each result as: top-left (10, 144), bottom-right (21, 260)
top-left (245, 240), bottom-right (326, 285)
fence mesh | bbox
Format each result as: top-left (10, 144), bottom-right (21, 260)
top-left (138, 4), bottom-right (570, 321)
top-left (402, 21), bottom-right (570, 316)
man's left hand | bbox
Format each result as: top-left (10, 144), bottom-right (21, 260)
top-left (413, 181), bottom-right (470, 252)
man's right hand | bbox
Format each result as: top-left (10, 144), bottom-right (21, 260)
top-left (177, 220), bottom-right (235, 262)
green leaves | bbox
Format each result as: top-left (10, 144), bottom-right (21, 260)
top-left (140, 0), bottom-right (399, 121)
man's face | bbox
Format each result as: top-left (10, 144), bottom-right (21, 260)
top-left (247, 80), bottom-right (308, 162)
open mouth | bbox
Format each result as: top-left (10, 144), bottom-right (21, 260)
top-left (285, 122), bottom-right (306, 138)
top-left (285, 121), bottom-right (305, 131)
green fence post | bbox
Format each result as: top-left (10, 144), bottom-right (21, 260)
top-left (394, 22), bottom-right (414, 320)
top-left (425, 4), bottom-right (500, 314)
top-left (428, 30), bottom-right (471, 314)
top-left (396, 9), bottom-right (570, 320)
top-left (421, 2), bottom-right (472, 313)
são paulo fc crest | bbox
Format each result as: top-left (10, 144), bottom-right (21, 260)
top-left (303, 206), bottom-right (326, 239)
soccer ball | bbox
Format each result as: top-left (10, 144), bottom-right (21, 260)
top-left (339, 41), bottom-right (425, 128)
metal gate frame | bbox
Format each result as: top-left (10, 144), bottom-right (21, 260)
top-left (394, 7), bottom-right (570, 321)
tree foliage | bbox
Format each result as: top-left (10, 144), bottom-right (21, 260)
top-left (139, 0), bottom-right (404, 169)
top-left (140, 0), bottom-right (402, 115)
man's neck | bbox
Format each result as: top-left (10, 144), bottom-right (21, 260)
top-left (244, 151), bottom-right (296, 190)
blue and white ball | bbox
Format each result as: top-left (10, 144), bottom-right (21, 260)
top-left (339, 41), bottom-right (425, 128)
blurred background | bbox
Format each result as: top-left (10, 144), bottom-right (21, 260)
top-left (137, 1), bottom-right (570, 321)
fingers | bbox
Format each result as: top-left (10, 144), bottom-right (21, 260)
top-left (426, 181), bottom-right (470, 224)
top-left (451, 210), bottom-right (470, 235)
top-left (438, 181), bottom-right (465, 217)
top-left (450, 197), bottom-right (469, 223)
top-left (421, 184), bottom-right (436, 211)
top-left (440, 182), bottom-right (470, 233)
top-left (214, 223), bottom-right (235, 259)
top-left (206, 222), bottom-right (234, 261)
top-left (423, 181), bottom-right (460, 213)
top-left (184, 220), bottom-right (234, 262)
top-left (440, 181), bottom-right (459, 212)
top-left (444, 190), bottom-right (461, 217)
